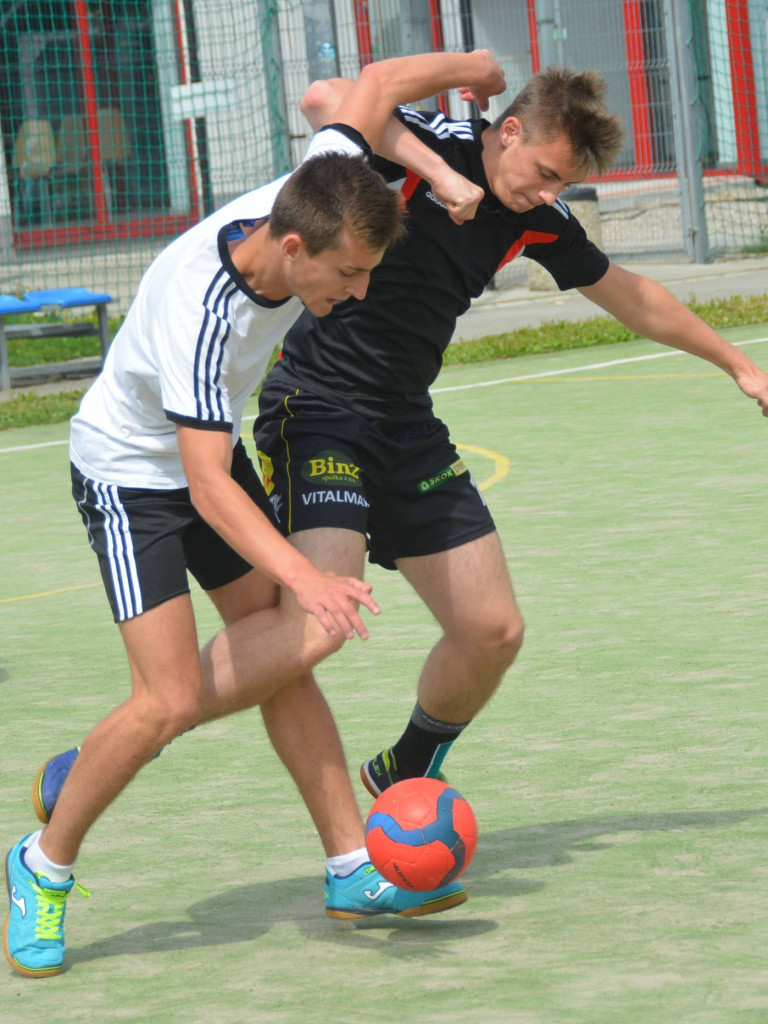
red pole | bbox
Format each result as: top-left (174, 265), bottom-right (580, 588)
top-left (623, 0), bottom-right (653, 170)
top-left (74, 0), bottom-right (108, 225)
top-left (527, 0), bottom-right (540, 73)
top-left (725, 0), bottom-right (762, 179)
top-left (354, 0), bottom-right (374, 67)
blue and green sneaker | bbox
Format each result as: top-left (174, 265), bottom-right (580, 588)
top-left (325, 862), bottom-right (466, 919)
top-left (32, 734), bottom-right (179, 824)
top-left (32, 748), bottom-right (80, 824)
top-left (4, 834), bottom-right (86, 978)
top-left (360, 748), bottom-right (448, 798)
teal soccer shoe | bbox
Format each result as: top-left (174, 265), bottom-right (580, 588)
top-left (325, 862), bottom-right (467, 919)
top-left (4, 834), bottom-right (79, 978)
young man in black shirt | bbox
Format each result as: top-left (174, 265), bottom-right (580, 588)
top-left (255, 66), bottom-right (768, 804)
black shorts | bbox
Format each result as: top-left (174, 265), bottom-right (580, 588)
top-left (72, 440), bottom-right (274, 622)
top-left (254, 380), bottom-right (496, 570)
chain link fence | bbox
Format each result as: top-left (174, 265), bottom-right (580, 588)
top-left (0, 0), bottom-right (766, 314)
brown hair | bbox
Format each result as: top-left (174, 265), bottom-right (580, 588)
top-left (269, 152), bottom-right (406, 255)
top-left (491, 67), bottom-right (624, 175)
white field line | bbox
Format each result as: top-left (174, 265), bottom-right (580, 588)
top-left (2, 336), bottom-right (766, 455)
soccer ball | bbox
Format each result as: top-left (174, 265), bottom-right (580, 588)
top-left (364, 778), bottom-right (478, 891)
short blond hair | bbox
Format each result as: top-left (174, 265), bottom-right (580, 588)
top-left (492, 67), bottom-right (624, 175)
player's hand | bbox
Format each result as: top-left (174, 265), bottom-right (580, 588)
top-left (734, 365), bottom-right (768, 417)
top-left (460, 51), bottom-right (506, 111)
top-left (291, 569), bottom-right (380, 640)
top-left (429, 165), bottom-right (485, 224)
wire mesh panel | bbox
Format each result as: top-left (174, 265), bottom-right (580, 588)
top-left (0, 0), bottom-right (766, 322)
top-left (0, 0), bottom-right (283, 310)
top-left (695, 0), bottom-right (768, 256)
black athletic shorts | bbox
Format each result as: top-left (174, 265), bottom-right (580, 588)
top-left (71, 440), bottom-right (274, 622)
top-left (254, 380), bottom-right (496, 570)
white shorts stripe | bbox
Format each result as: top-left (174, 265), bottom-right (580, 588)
top-left (93, 482), bottom-right (143, 620)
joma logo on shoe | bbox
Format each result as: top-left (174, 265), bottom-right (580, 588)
top-left (363, 880), bottom-right (394, 901)
top-left (10, 886), bottom-right (27, 917)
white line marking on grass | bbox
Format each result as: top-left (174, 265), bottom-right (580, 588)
top-left (3, 337), bottom-right (767, 453)
top-left (432, 336), bottom-right (768, 395)
top-left (0, 438), bottom-right (68, 453)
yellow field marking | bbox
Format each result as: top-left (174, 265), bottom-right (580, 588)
top-left (456, 442), bottom-right (509, 492)
top-left (0, 581), bottom-right (101, 605)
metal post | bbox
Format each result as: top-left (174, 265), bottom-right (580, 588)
top-left (0, 118), bottom-right (13, 261)
top-left (663, 0), bottom-right (709, 261)
top-left (258, 0), bottom-right (291, 176)
top-left (0, 322), bottom-right (10, 392)
top-left (535, 0), bottom-right (557, 68)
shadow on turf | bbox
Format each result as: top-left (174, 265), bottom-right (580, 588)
top-left (66, 806), bottom-right (766, 968)
top-left (66, 874), bottom-right (500, 969)
top-left (467, 806), bottom-right (768, 895)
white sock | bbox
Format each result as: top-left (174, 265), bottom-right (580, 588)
top-left (326, 847), bottom-right (370, 878)
top-left (23, 831), bottom-right (75, 883)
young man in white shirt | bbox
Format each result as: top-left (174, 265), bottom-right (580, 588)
top-left (5, 49), bottom-right (506, 979)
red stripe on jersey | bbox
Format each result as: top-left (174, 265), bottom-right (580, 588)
top-left (402, 169), bottom-right (422, 201)
top-left (496, 230), bottom-right (559, 272)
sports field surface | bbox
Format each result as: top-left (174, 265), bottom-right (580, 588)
top-left (2, 327), bottom-right (767, 1023)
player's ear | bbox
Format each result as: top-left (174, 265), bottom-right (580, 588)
top-left (281, 233), bottom-right (304, 261)
top-left (499, 116), bottom-right (522, 148)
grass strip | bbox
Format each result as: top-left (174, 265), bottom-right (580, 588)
top-left (443, 292), bottom-right (768, 365)
top-left (2, 293), bottom-right (768, 431)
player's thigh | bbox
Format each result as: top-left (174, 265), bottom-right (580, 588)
top-left (210, 528), bottom-right (368, 625)
top-left (396, 531), bottom-right (523, 645)
top-left (118, 592), bottom-right (204, 726)
top-left (290, 527), bottom-right (367, 576)
top-left (276, 527), bottom-right (368, 635)
top-left (207, 569), bottom-right (279, 626)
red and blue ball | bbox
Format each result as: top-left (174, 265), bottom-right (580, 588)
top-left (365, 777), bottom-right (478, 891)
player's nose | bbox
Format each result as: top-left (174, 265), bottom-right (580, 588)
top-left (347, 275), bottom-right (369, 301)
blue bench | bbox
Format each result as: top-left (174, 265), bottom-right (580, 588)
top-left (0, 287), bottom-right (112, 391)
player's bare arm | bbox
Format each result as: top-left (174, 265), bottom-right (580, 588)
top-left (330, 49), bottom-right (505, 153)
top-left (176, 426), bottom-right (380, 638)
top-left (579, 262), bottom-right (768, 416)
top-left (301, 57), bottom-right (503, 225)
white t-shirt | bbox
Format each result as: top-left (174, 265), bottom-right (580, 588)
top-left (70, 126), bottom-right (367, 489)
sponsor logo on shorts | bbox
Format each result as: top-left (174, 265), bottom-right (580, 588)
top-left (417, 458), bottom-right (467, 494)
top-left (257, 450), bottom-right (275, 495)
top-left (301, 450), bottom-right (362, 486)
top-left (301, 490), bottom-right (369, 507)
top-left (269, 493), bottom-right (284, 523)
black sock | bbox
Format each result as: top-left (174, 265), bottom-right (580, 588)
top-left (389, 703), bottom-right (470, 779)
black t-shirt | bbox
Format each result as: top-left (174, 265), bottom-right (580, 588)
top-left (274, 108), bottom-right (609, 420)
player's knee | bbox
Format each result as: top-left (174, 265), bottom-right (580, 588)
top-left (141, 693), bottom-right (201, 748)
top-left (462, 608), bottom-right (524, 668)
top-left (279, 615), bottom-right (346, 677)
top-left (490, 611), bottom-right (525, 665)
